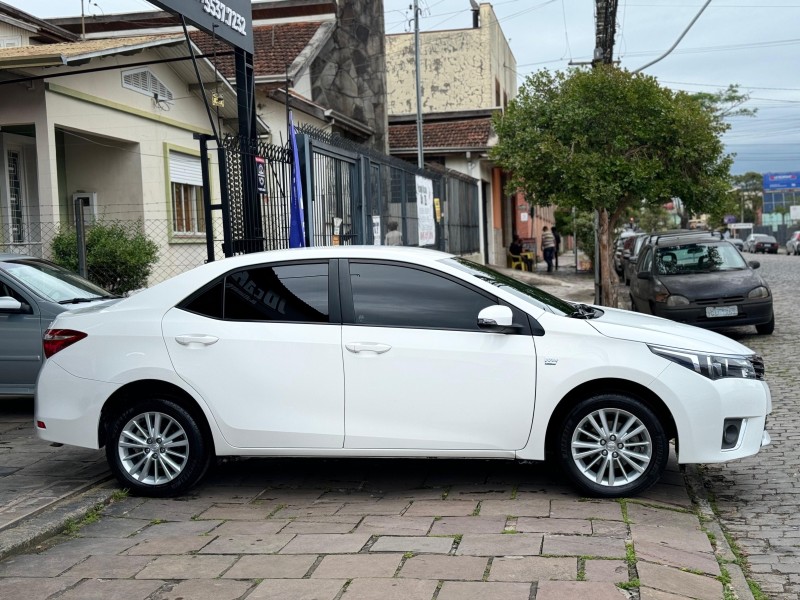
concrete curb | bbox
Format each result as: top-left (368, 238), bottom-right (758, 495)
top-left (684, 464), bottom-right (756, 600)
top-left (0, 482), bottom-right (117, 562)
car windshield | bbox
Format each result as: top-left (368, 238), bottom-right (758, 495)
top-left (1, 259), bottom-right (111, 302)
top-left (445, 257), bottom-right (575, 316)
top-left (655, 242), bottom-right (747, 275)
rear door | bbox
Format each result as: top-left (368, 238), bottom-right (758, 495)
top-left (162, 260), bottom-right (345, 449)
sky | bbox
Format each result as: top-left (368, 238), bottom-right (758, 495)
top-left (10, 0), bottom-right (800, 175)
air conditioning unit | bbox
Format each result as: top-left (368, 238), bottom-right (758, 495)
top-left (72, 192), bottom-right (98, 225)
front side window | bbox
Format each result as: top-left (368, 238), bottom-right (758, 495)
top-left (348, 262), bottom-right (495, 330)
top-left (169, 151), bottom-right (205, 235)
top-left (638, 248), bottom-right (653, 273)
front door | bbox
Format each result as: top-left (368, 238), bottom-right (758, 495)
top-left (0, 275), bottom-right (42, 395)
top-left (341, 261), bottom-right (537, 451)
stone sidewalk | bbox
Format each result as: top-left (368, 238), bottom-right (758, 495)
top-left (0, 265), bottom-right (754, 599)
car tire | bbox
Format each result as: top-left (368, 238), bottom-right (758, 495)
top-left (105, 397), bottom-right (211, 497)
top-left (558, 394), bottom-right (668, 498)
top-left (756, 314), bottom-right (775, 335)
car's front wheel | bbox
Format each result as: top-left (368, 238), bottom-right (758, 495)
top-left (558, 394), bottom-right (668, 498)
top-left (105, 398), bottom-right (211, 497)
top-left (756, 313), bottom-right (775, 335)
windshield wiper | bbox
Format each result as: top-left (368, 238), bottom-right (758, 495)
top-left (569, 303), bottom-right (602, 319)
top-left (58, 294), bottom-right (120, 304)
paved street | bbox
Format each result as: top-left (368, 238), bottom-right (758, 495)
top-left (695, 251), bottom-right (800, 600)
top-left (0, 256), bottom-right (786, 600)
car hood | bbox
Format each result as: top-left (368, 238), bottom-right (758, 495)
top-left (659, 270), bottom-right (763, 299)
top-left (587, 306), bottom-right (754, 355)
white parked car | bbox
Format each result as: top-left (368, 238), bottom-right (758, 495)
top-left (35, 247), bottom-right (771, 498)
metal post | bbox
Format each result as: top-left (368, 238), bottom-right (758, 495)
top-left (74, 195), bottom-right (90, 278)
top-left (195, 133), bottom-right (215, 263)
top-left (414, 0), bottom-right (424, 169)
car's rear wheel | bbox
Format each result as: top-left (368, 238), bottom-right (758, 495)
top-left (756, 313), bottom-right (775, 335)
top-left (558, 394), bottom-right (668, 498)
top-left (105, 398), bottom-right (211, 497)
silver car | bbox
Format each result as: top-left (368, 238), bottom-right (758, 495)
top-left (0, 254), bottom-right (117, 397)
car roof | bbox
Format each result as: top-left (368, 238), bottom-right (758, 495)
top-left (648, 230), bottom-right (724, 247)
top-left (0, 253), bottom-right (36, 262)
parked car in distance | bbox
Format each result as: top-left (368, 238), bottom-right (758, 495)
top-left (729, 237), bottom-right (744, 252)
top-left (630, 231), bottom-right (774, 334)
top-left (614, 229), bottom-right (639, 275)
top-left (0, 254), bottom-right (118, 397)
top-left (744, 233), bottom-right (779, 254)
top-left (786, 231), bottom-right (800, 255)
top-left (622, 233), bottom-right (649, 286)
top-left (36, 246), bottom-right (771, 500)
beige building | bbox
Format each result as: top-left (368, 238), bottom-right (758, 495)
top-left (386, 3), bottom-right (516, 116)
top-left (0, 25), bottom-right (261, 282)
top-left (386, 2), bottom-right (553, 267)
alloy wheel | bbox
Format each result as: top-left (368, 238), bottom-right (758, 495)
top-left (570, 407), bottom-right (652, 488)
top-left (117, 411), bottom-right (190, 485)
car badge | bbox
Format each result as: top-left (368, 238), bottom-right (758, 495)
top-left (544, 358), bottom-right (558, 366)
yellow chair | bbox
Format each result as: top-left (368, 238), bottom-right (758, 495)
top-left (508, 252), bottom-right (527, 271)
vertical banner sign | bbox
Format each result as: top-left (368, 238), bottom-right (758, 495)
top-left (416, 175), bottom-right (435, 246)
top-left (255, 156), bottom-right (267, 194)
top-left (288, 111), bottom-right (306, 248)
top-left (372, 216), bottom-right (382, 245)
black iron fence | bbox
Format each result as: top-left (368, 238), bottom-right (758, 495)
top-left (2, 129), bottom-right (480, 293)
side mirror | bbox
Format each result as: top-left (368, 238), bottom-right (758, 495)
top-left (478, 305), bottom-right (522, 334)
top-left (748, 261), bottom-right (760, 269)
top-left (637, 271), bottom-right (652, 280)
top-left (0, 296), bottom-right (24, 313)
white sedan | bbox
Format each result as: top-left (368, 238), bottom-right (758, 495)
top-left (35, 246), bottom-right (771, 498)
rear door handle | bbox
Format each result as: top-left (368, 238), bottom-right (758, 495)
top-left (345, 342), bottom-right (391, 354)
top-left (175, 334), bottom-right (219, 346)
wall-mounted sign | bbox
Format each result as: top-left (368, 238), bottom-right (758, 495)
top-left (255, 156), bottom-right (266, 194)
top-left (416, 176), bottom-right (435, 246)
top-left (763, 172), bottom-right (800, 191)
top-left (147, 0), bottom-right (254, 53)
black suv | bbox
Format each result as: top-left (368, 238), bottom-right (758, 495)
top-left (629, 231), bottom-right (774, 334)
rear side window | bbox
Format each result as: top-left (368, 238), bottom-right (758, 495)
top-left (182, 262), bottom-right (329, 323)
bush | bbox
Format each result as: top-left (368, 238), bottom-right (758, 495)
top-left (51, 221), bottom-right (159, 295)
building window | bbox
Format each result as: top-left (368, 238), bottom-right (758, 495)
top-left (122, 68), bottom-right (174, 101)
top-left (0, 36), bottom-right (21, 48)
top-left (169, 151), bottom-right (205, 235)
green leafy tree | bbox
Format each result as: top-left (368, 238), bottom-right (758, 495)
top-left (491, 66), bottom-right (732, 306)
top-left (51, 221), bottom-right (159, 295)
top-left (692, 84), bottom-right (757, 119)
top-left (730, 171), bottom-right (763, 225)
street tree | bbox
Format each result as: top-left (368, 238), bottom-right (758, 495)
top-left (491, 66), bottom-right (732, 306)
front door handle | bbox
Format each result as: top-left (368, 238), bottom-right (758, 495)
top-left (345, 342), bottom-right (391, 354)
top-left (175, 334), bottom-right (219, 346)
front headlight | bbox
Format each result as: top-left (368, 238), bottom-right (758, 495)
top-left (665, 295), bottom-right (689, 307)
top-left (649, 345), bottom-right (764, 380)
top-left (747, 286), bottom-right (770, 299)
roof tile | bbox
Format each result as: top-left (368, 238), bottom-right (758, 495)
top-left (389, 118), bottom-right (493, 151)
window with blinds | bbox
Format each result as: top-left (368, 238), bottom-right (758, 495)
top-left (169, 152), bottom-right (204, 235)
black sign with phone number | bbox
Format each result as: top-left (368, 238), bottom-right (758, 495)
top-left (147, 0), bottom-right (253, 53)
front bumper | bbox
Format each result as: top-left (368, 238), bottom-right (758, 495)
top-left (652, 298), bottom-right (772, 329)
top-left (649, 362), bottom-right (771, 464)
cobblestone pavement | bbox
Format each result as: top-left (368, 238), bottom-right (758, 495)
top-left (694, 251), bottom-right (800, 600)
top-left (0, 257), bottom-right (771, 600)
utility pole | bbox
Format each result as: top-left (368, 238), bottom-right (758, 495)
top-left (592, 0), bottom-right (618, 304)
top-left (413, 0), bottom-right (424, 169)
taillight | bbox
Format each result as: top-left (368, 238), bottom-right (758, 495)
top-left (43, 329), bottom-right (87, 358)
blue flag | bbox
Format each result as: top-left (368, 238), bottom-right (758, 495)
top-left (289, 111), bottom-right (306, 248)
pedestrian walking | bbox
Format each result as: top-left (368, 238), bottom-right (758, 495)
top-left (552, 227), bottom-right (561, 270)
top-left (541, 226), bottom-right (555, 272)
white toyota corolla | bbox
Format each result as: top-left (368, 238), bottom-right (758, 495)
top-left (35, 246), bottom-right (771, 498)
